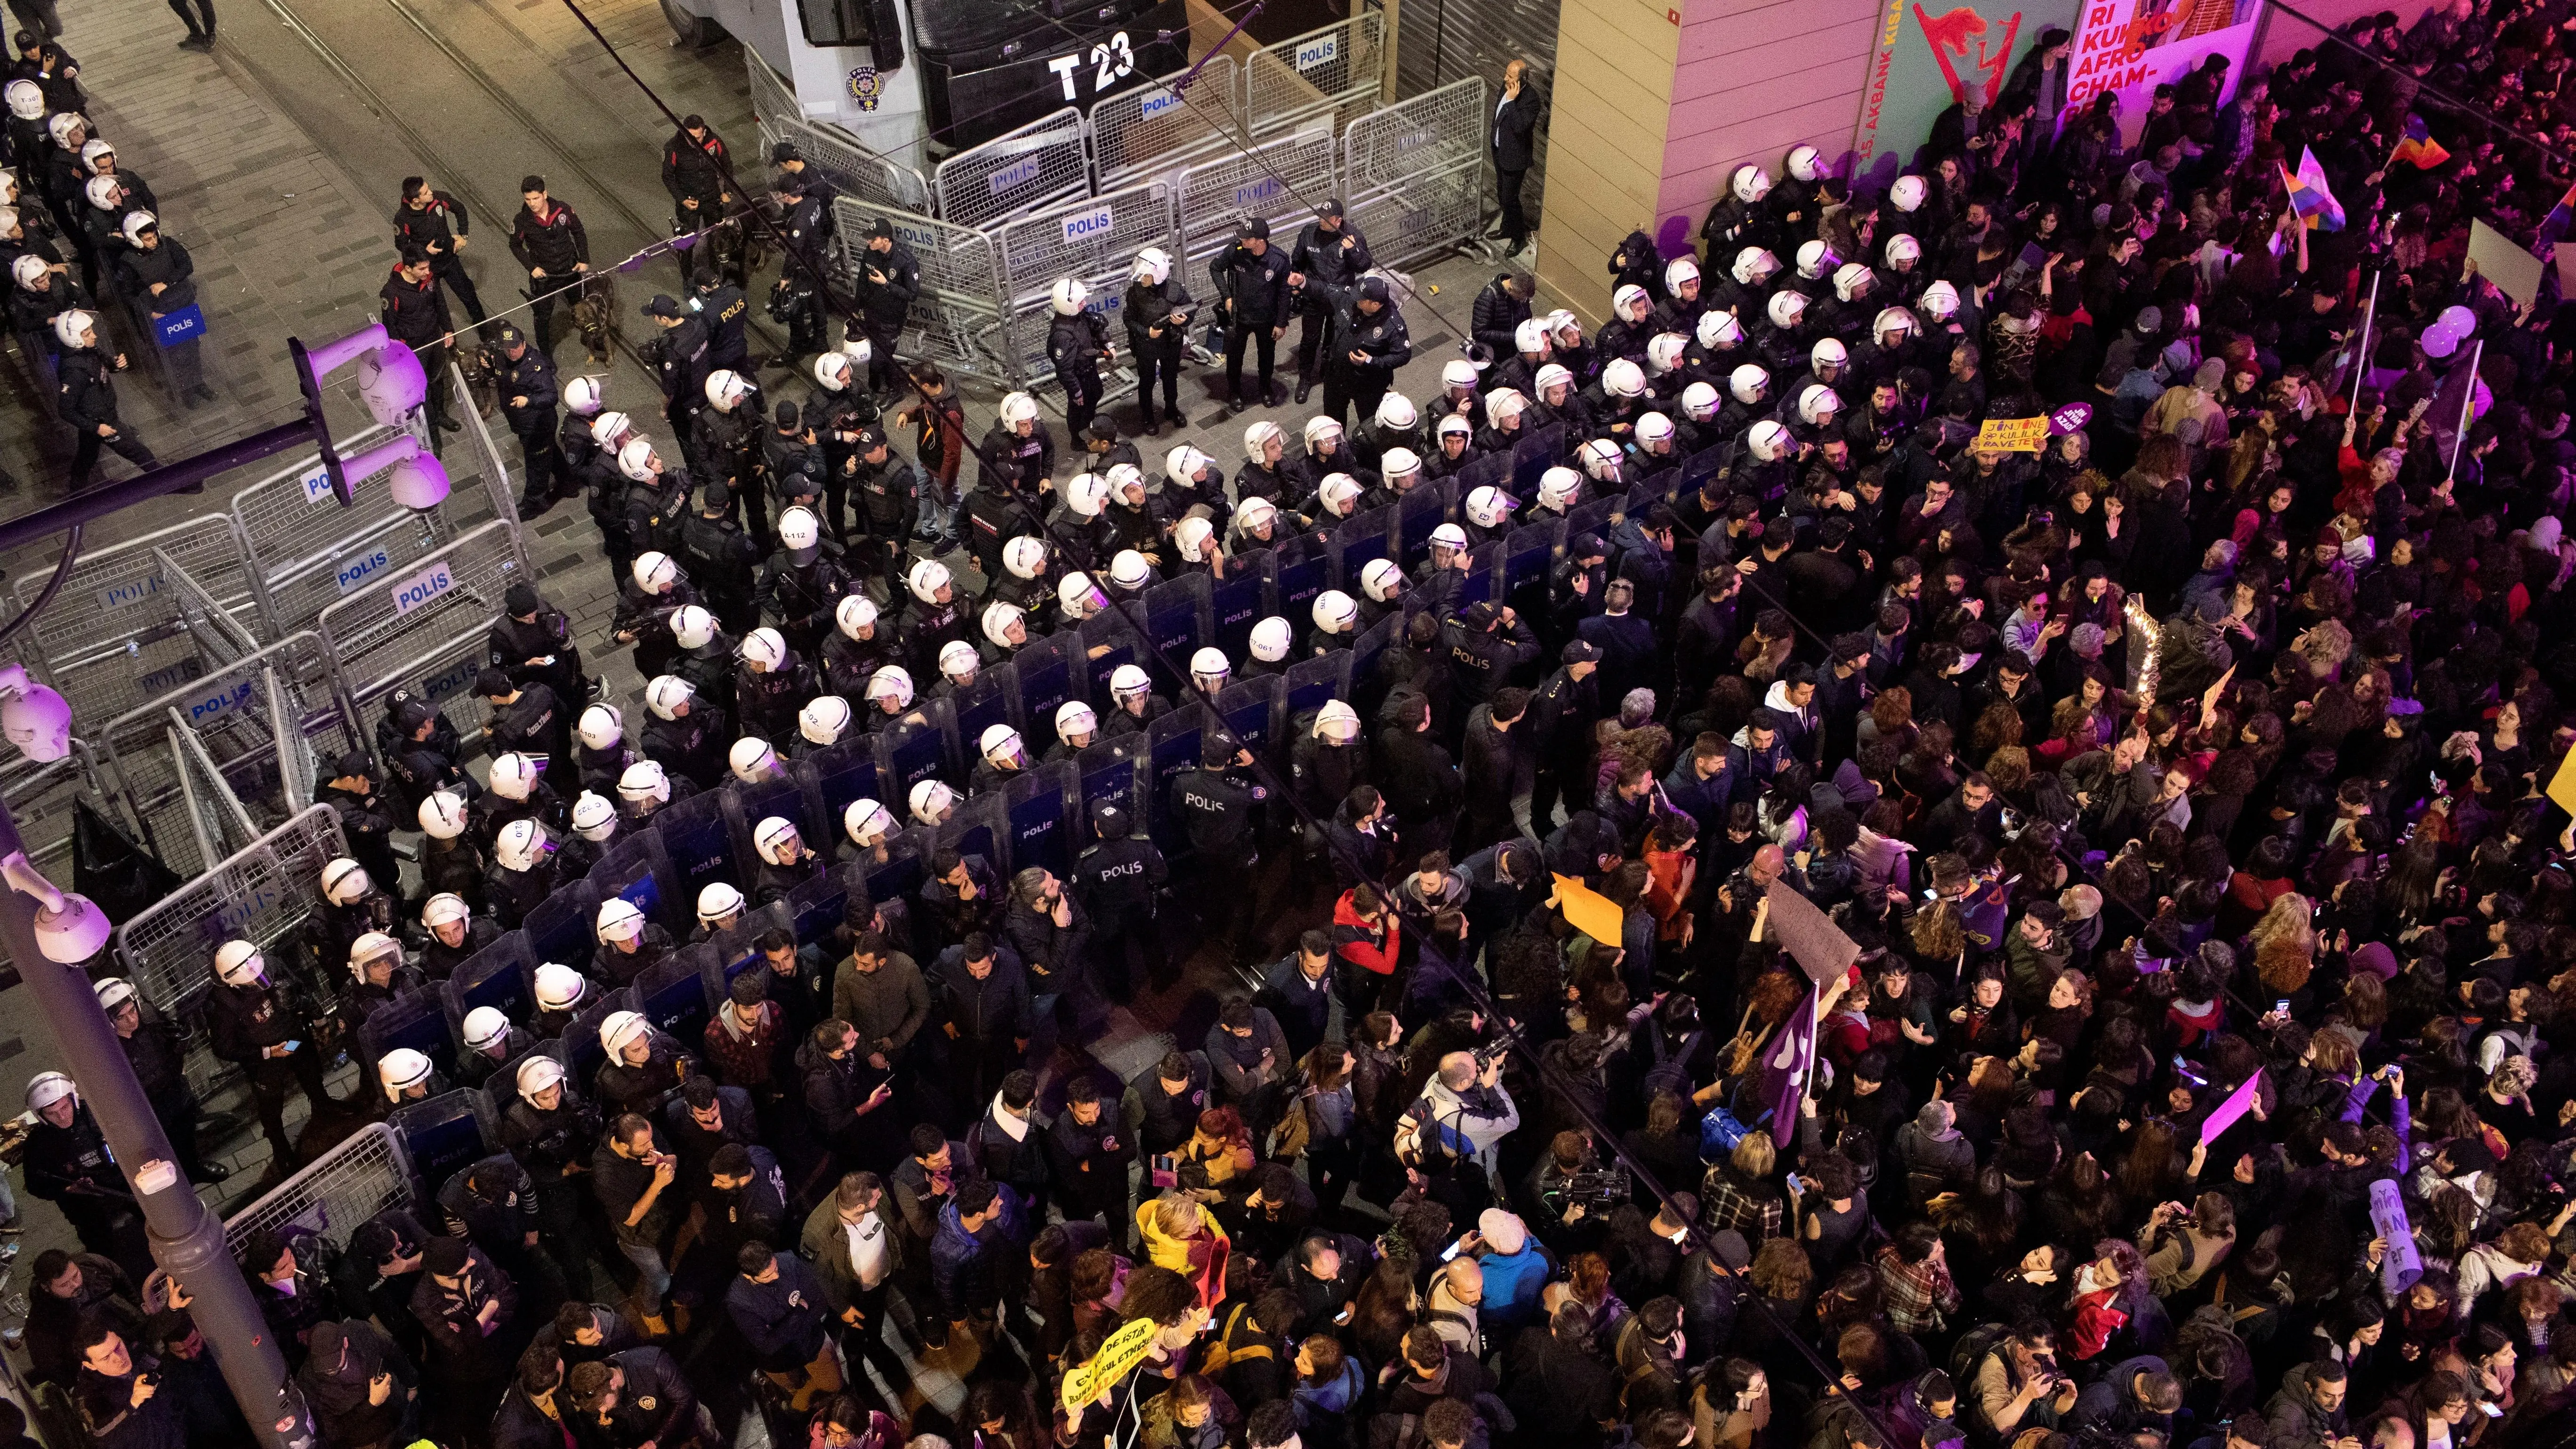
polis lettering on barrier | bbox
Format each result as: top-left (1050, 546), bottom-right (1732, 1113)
top-left (1062, 205), bottom-right (1116, 244)
top-left (389, 559), bottom-right (455, 615)
top-left (97, 574), bottom-right (164, 611)
top-left (188, 677), bottom-right (259, 725)
top-left (335, 545), bottom-right (395, 596)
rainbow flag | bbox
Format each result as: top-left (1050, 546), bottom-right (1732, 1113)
top-left (2391, 115), bottom-right (2451, 170)
top-left (2283, 147), bottom-right (2345, 232)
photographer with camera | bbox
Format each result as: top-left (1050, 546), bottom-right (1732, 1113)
top-left (1968, 1320), bottom-right (2079, 1440)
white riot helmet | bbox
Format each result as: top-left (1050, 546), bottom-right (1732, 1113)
top-left (619, 760), bottom-right (673, 807)
top-left (754, 815), bottom-right (804, 865)
top-left (1812, 338), bottom-right (1849, 374)
top-left (322, 857), bottom-right (373, 906)
top-left (981, 601), bottom-right (1025, 649)
top-left (1109, 663), bottom-right (1153, 703)
top-left (419, 790), bottom-right (469, 840)
top-left (1787, 144), bottom-right (1825, 183)
top-left (866, 666), bottom-right (915, 710)
top-left (497, 817), bottom-right (554, 872)
top-left (704, 369), bottom-right (750, 411)
top-left (697, 882), bottom-right (745, 927)
top-left (1233, 494), bottom-right (1278, 534)
top-left (1441, 357), bottom-right (1478, 390)
top-left (1886, 233), bottom-right (1922, 267)
top-left (1487, 387), bottom-right (1527, 423)
top-left (572, 791), bottom-right (617, 841)
top-left (671, 604), bottom-right (717, 651)
top-left (1464, 485), bottom-right (1518, 530)
top-left (1426, 523), bottom-right (1470, 557)
top-left (617, 438), bottom-right (660, 483)
top-left (777, 506), bottom-right (821, 553)
top-left (1302, 415), bottom-right (1344, 453)
top-left (1603, 358), bottom-right (1646, 400)
top-left (1379, 450), bottom-right (1422, 487)
top-left (1646, 335), bottom-right (1688, 377)
top-left (378, 1049), bottom-right (433, 1102)
top-left (1766, 292), bottom-right (1807, 330)
top-left (1109, 549), bottom-right (1151, 592)
top-left (1433, 416), bottom-right (1473, 449)
top-left (1174, 515), bottom-right (1216, 563)
top-left (1797, 384), bottom-right (1842, 427)
top-left (578, 703), bottom-right (623, 751)
top-left (837, 595), bottom-right (878, 638)
top-left (1312, 590), bottom-right (1357, 633)
top-left (25, 1071), bottom-right (73, 1113)
top-left (1580, 437), bottom-right (1625, 483)
top-left (1055, 700), bottom-right (1098, 746)
top-left (1696, 310), bottom-right (1742, 353)
top-left (907, 558), bottom-right (952, 603)
top-left (1731, 164), bottom-right (1771, 203)
top-left (490, 752), bottom-right (543, 803)
top-left (1062, 471), bottom-right (1111, 518)
top-left (515, 1053), bottom-right (568, 1103)
top-left (1003, 535), bottom-right (1048, 580)
top-left (326, 905), bottom-right (398, 978)
top-left (1318, 472), bottom-right (1365, 515)
top-left (1249, 616), bottom-right (1292, 663)
top-left (800, 695), bottom-right (851, 746)
top-left (423, 894), bottom-right (472, 943)
top-left (937, 639), bottom-right (980, 681)
top-left (532, 963), bottom-right (587, 1013)
top-left (844, 798), bottom-right (897, 845)
top-left (593, 411), bottom-right (636, 451)
top-left (1244, 420), bottom-right (1285, 461)
top-left (95, 977), bottom-right (137, 1014)
top-left (908, 778), bottom-right (955, 824)
top-left (1375, 391), bottom-right (1417, 432)
top-left (1050, 277), bottom-right (1089, 316)
top-left (813, 350), bottom-right (854, 391)
top-left (1360, 557), bottom-right (1404, 603)
top-left (1833, 264), bottom-right (1876, 303)
top-left (4, 80), bottom-right (40, 120)
top-left (1513, 318), bottom-right (1551, 357)
top-left (119, 210), bottom-right (154, 248)
top-left (45, 113), bottom-right (79, 146)
top-left (82, 174), bottom-right (120, 211)
top-left (644, 675), bottom-right (694, 721)
top-left (462, 1006), bottom-right (512, 1052)
top-left (1682, 380), bottom-right (1721, 423)
top-left (1611, 284), bottom-right (1650, 323)
top-left (999, 392), bottom-right (1040, 427)
top-left (1538, 467), bottom-right (1581, 511)
top-left (1536, 362), bottom-right (1574, 399)
top-left (1919, 279), bottom-right (1961, 321)
top-left (595, 897), bottom-right (646, 945)
top-left (1057, 572), bottom-right (1107, 620)
top-left (51, 309), bottom-right (91, 349)
top-left (631, 551), bottom-right (677, 592)
top-left (838, 337), bottom-right (873, 368)
top-left (1163, 445), bottom-right (1211, 492)
top-left (600, 1009), bottom-right (651, 1059)
top-left (730, 736), bottom-right (779, 783)
top-left (215, 939), bottom-right (266, 988)
top-left (1133, 246), bottom-right (1173, 284)
top-left (1314, 700), bottom-right (1362, 743)
top-left (1796, 240), bottom-right (1836, 281)
top-left (1731, 248), bottom-right (1779, 287)
top-left (1104, 461), bottom-right (1147, 507)
top-left (1665, 258), bottom-right (1700, 295)
top-left (11, 254), bottom-right (45, 290)
top-left (1183, 648), bottom-right (1229, 694)
top-left (978, 723), bottom-right (1026, 770)
top-left (1637, 412), bottom-right (1674, 447)
top-left (1748, 419), bottom-right (1794, 462)
top-left (1875, 307), bottom-right (1919, 342)
top-left (741, 627), bottom-right (789, 673)
top-left (1730, 363), bottom-right (1770, 404)
top-left (1889, 175), bottom-right (1927, 212)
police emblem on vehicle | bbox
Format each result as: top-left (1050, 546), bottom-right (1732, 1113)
top-left (848, 67), bottom-right (882, 111)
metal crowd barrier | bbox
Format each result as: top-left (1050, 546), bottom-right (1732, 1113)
top-left (166, 707), bottom-right (264, 877)
top-left (222, 1120), bottom-right (419, 1257)
top-left (1175, 123), bottom-right (1340, 288)
top-left (113, 802), bottom-right (347, 1022)
top-left (1341, 76), bottom-right (1489, 269)
top-left (995, 177), bottom-right (1176, 389)
top-left (830, 198), bottom-right (1016, 386)
top-left (932, 107), bottom-right (1092, 233)
top-left (316, 518), bottom-right (526, 708)
top-left (1244, 12), bottom-right (1386, 140)
top-left (1092, 56), bottom-right (1243, 192)
top-left (15, 512), bottom-right (271, 735)
top-left (746, 51), bottom-right (934, 212)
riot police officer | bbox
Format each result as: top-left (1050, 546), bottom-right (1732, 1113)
top-left (1172, 731), bottom-right (1265, 965)
top-left (642, 292), bottom-right (709, 449)
top-left (693, 368), bottom-right (764, 546)
top-left (488, 581), bottom-right (586, 712)
top-left (1071, 800), bottom-right (1167, 998)
top-left (496, 321), bottom-right (561, 519)
top-left (497, 1056), bottom-right (601, 1297)
top-left (804, 351), bottom-right (876, 543)
top-left (690, 263), bottom-right (749, 376)
top-left (849, 218), bottom-right (918, 395)
top-left (207, 940), bottom-right (336, 1176)
top-left (821, 595), bottom-right (894, 708)
top-left (1210, 217), bottom-right (1291, 413)
top-left (485, 818), bottom-right (561, 930)
top-left (733, 627), bottom-right (813, 743)
top-left (1289, 198), bottom-right (1373, 404)
top-left (756, 504), bottom-right (851, 662)
top-left (21, 1073), bottom-right (142, 1265)
top-left (676, 482), bottom-right (760, 635)
top-left (847, 427), bottom-right (919, 598)
top-left (97, 979), bottom-right (222, 1183)
top-left (1122, 246), bottom-right (1194, 437)
top-left (1317, 274), bottom-right (1412, 433)
top-left (1046, 277), bottom-right (1112, 441)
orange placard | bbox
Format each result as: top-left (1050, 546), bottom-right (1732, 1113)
top-left (1551, 873), bottom-right (1625, 945)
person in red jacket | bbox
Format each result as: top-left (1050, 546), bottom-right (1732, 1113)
top-left (1331, 884), bottom-right (1401, 1018)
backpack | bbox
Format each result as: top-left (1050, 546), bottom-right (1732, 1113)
top-left (1946, 1319), bottom-right (2012, 1390)
top-left (1642, 1025), bottom-right (1707, 1102)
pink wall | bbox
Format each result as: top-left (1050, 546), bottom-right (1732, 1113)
top-left (1654, 0), bottom-right (1880, 247)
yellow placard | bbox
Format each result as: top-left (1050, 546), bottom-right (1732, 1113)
top-left (1552, 872), bottom-right (1625, 946)
top-left (1061, 1313), bottom-right (1158, 1409)
top-left (2549, 747), bottom-right (2576, 819)
top-left (1973, 417), bottom-right (2049, 452)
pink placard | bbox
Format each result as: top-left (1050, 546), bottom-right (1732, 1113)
top-left (2200, 1072), bottom-right (2261, 1145)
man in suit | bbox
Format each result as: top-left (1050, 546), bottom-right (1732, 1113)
top-left (1491, 60), bottom-right (1541, 261)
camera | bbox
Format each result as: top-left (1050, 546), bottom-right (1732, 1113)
top-left (1563, 1167), bottom-right (1633, 1208)
top-left (1471, 1042), bottom-right (1509, 1077)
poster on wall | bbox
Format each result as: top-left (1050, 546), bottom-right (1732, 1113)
top-left (2064, 0), bottom-right (2263, 145)
top-left (1851, 0), bottom-right (2082, 183)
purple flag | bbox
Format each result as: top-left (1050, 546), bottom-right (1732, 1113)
top-left (1761, 985), bottom-right (1819, 1135)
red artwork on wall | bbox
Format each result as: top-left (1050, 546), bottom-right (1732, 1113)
top-left (1911, 3), bottom-right (2024, 107)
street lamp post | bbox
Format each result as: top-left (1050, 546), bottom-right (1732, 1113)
top-left (0, 796), bottom-right (312, 1449)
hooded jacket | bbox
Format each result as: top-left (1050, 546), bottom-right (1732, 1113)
top-left (725, 1252), bottom-right (832, 1370)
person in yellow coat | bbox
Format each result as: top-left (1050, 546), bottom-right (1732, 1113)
top-left (1135, 1193), bottom-right (1230, 1310)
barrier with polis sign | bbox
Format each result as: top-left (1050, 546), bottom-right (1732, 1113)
top-left (10, 512), bottom-right (271, 735)
top-left (317, 518), bottom-right (527, 709)
top-left (830, 196), bottom-right (1017, 386)
top-left (933, 107), bottom-right (1093, 233)
top-left (1340, 76), bottom-right (1486, 270)
top-left (1244, 13), bottom-right (1385, 140)
top-left (1091, 57), bottom-right (1243, 192)
top-left (995, 178), bottom-right (1176, 391)
top-left (222, 1120), bottom-right (419, 1257)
